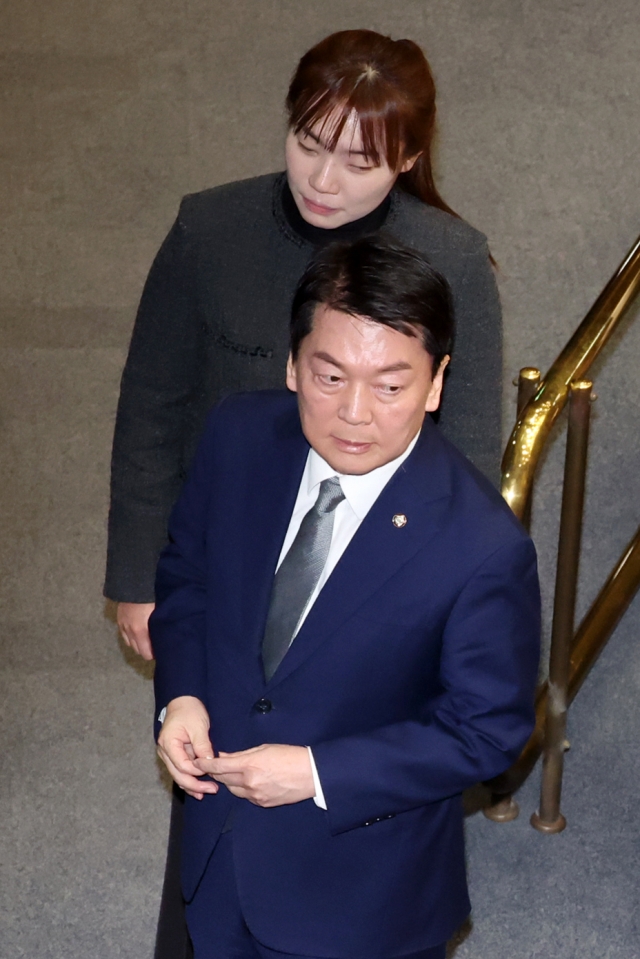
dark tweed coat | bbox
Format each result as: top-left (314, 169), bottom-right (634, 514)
top-left (105, 173), bottom-right (502, 602)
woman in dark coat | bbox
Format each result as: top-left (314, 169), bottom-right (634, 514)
top-left (105, 29), bottom-right (502, 957)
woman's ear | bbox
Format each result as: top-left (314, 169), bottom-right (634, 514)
top-left (400, 153), bottom-right (421, 174)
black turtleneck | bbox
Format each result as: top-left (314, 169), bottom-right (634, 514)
top-left (281, 179), bottom-right (391, 246)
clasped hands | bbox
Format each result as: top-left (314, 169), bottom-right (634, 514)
top-left (157, 696), bottom-right (315, 805)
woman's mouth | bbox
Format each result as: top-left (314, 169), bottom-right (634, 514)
top-left (303, 196), bottom-right (339, 216)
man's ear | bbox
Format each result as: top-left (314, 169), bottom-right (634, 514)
top-left (286, 352), bottom-right (298, 393)
top-left (424, 355), bottom-right (450, 413)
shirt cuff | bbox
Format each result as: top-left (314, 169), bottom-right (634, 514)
top-left (158, 706), bottom-right (167, 724)
top-left (307, 746), bottom-right (327, 810)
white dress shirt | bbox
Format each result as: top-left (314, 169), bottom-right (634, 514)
top-left (278, 433), bottom-right (420, 808)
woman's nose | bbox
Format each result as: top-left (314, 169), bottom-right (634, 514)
top-left (308, 156), bottom-right (339, 195)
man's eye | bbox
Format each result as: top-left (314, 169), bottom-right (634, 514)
top-left (379, 384), bottom-right (401, 394)
top-left (319, 374), bottom-right (341, 384)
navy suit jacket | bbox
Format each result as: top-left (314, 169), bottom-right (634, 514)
top-left (151, 390), bottom-right (540, 958)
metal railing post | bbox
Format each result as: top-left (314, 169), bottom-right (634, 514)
top-left (483, 367), bottom-right (541, 823)
top-left (517, 367), bottom-right (542, 414)
top-left (516, 368), bottom-right (541, 532)
top-left (531, 380), bottom-right (593, 833)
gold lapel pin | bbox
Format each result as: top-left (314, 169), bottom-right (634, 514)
top-left (392, 514), bottom-right (407, 528)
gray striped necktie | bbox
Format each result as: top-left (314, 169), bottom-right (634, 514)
top-left (261, 476), bottom-right (345, 681)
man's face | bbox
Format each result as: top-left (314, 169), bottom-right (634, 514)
top-left (286, 305), bottom-right (448, 475)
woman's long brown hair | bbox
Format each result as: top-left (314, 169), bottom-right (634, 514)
top-left (286, 29), bottom-right (460, 220)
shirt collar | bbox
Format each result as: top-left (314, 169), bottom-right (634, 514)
top-left (307, 431), bottom-right (420, 521)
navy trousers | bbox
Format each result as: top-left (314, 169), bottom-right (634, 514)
top-left (155, 785), bottom-right (193, 959)
top-left (185, 830), bottom-right (446, 959)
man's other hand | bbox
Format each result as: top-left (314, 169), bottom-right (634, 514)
top-left (157, 696), bottom-right (219, 801)
top-left (195, 745), bottom-right (315, 807)
top-left (117, 601), bottom-right (155, 660)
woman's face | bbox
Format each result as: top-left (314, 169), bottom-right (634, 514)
top-left (285, 112), bottom-right (415, 229)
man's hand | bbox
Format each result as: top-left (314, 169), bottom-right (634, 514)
top-left (117, 602), bottom-right (155, 660)
top-left (157, 696), bottom-right (219, 800)
top-left (195, 745), bottom-right (315, 807)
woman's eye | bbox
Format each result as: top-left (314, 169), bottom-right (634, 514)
top-left (299, 141), bottom-right (316, 154)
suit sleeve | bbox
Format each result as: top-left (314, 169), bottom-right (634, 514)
top-left (104, 201), bottom-right (205, 603)
top-left (311, 537), bottom-right (540, 835)
top-left (149, 409), bottom-right (221, 737)
top-left (437, 238), bottom-right (503, 487)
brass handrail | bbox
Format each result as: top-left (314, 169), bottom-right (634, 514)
top-left (501, 234), bottom-right (640, 519)
top-left (485, 234), bottom-right (640, 813)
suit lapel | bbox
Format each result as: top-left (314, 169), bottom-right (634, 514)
top-left (267, 420), bottom-right (453, 688)
top-left (220, 402), bottom-right (309, 692)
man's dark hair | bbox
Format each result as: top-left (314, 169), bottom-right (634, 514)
top-left (290, 235), bottom-right (454, 372)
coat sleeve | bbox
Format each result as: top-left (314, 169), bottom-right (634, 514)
top-left (311, 537), bottom-right (540, 835)
top-left (104, 202), bottom-right (206, 602)
top-left (437, 237), bottom-right (503, 487)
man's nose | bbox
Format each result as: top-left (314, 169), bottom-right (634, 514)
top-left (339, 385), bottom-right (373, 425)
top-left (308, 155), bottom-right (339, 195)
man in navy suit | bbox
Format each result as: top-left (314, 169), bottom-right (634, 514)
top-left (151, 236), bottom-right (540, 959)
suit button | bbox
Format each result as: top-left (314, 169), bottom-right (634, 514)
top-left (254, 698), bottom-right (272, 714)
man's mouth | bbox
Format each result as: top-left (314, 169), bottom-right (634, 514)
top-left (332, 437), bottom-right (373, 453)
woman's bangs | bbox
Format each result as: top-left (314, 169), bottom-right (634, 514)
top-left (290, 84), bottom-right (403, 170)
top-left (357, 102), bottom-right (403, 170)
